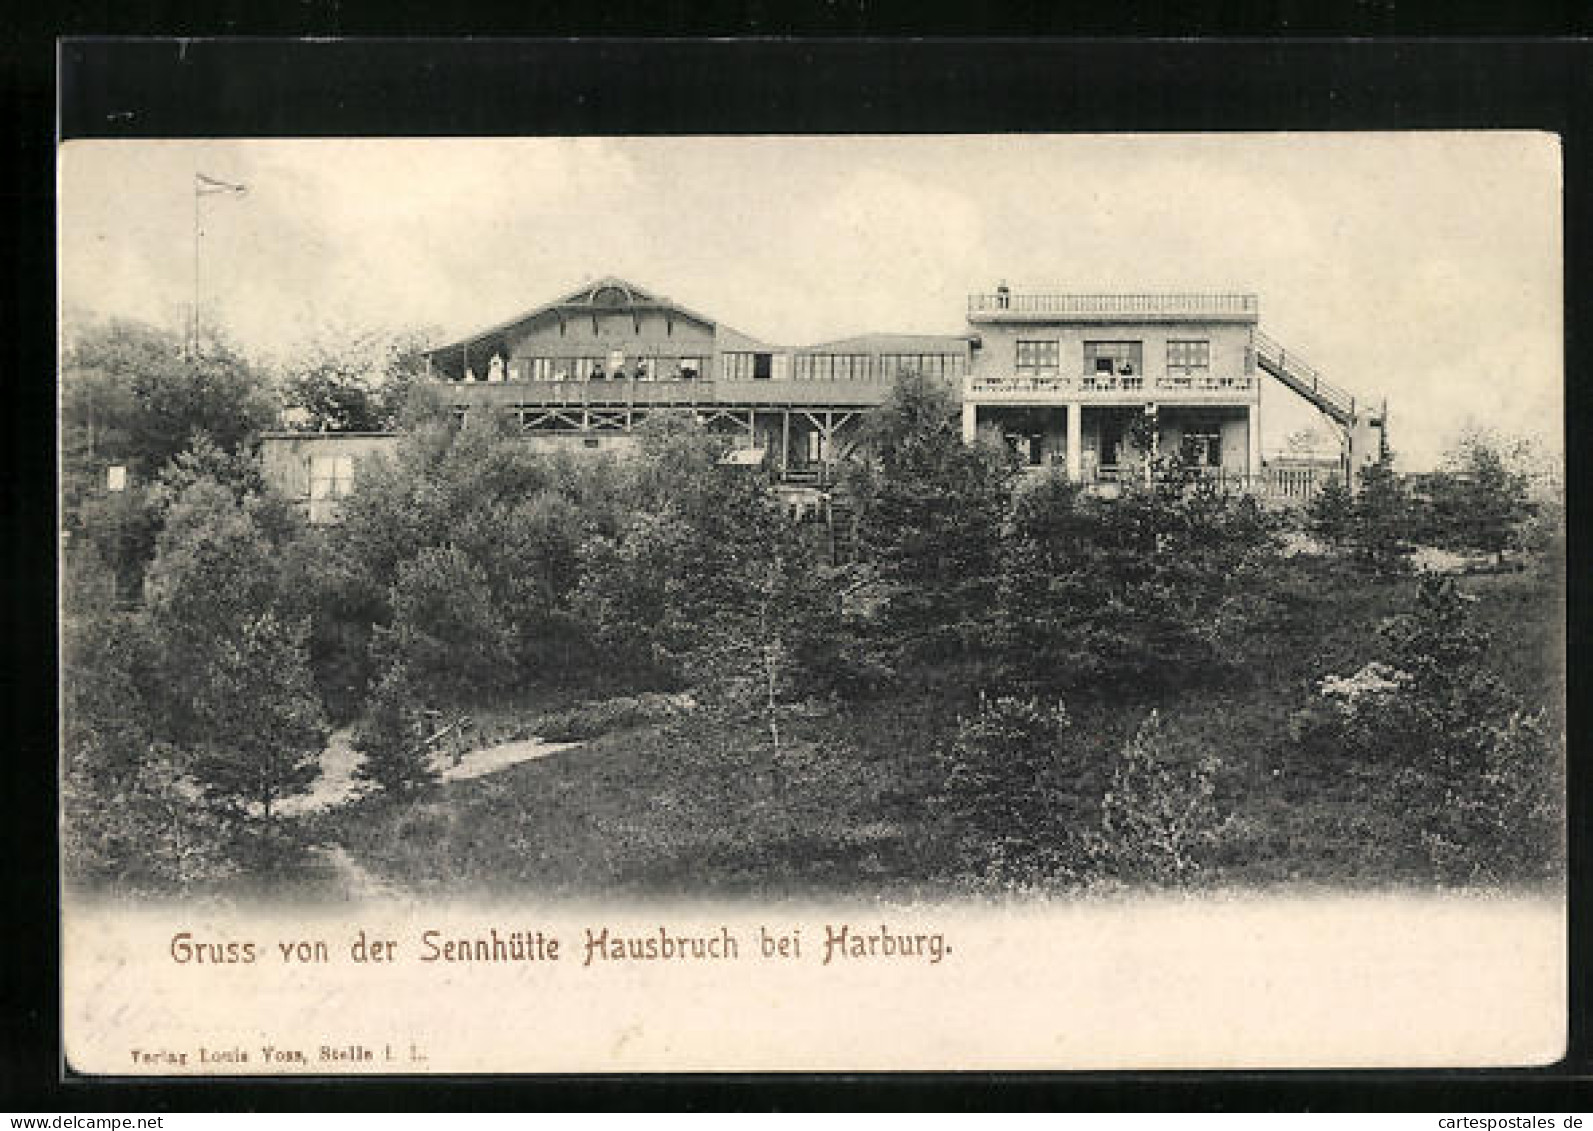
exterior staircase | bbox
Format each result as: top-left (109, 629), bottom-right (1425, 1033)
top-left (1253, 329), bottom-right (1388, 472)
top-left (825, 488), bottom-right (859, 566)
top-left (1252, 330), bottom-right (1361, 426)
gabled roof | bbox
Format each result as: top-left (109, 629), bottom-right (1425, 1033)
top-left (425, 276), bottom-right (749, 361)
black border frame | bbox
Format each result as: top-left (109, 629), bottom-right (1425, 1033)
top-left (12, 34), bottom-right (1591, 1112)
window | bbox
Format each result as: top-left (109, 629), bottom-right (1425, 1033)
top-left (1182, 430), bottom-right (1222, 468)
top-left (582, 436), bottom-right (601, 449)
top-left (678, 356), bottom-right (702, 380)
top-left (1167, 339), bottom-right (1210, 370)
top-left (530, 358), bottom-right (553, 382)
top-left (753, 352), bottom-right (773, 379)
top-left (309, 454), bottom-right (354, 500)
top-left (1085, 341), bottom-right (1142, 375)
top-left (1015, 340), bottom-right (1059, 374)
top-left (721, 352), bottom-right (763, 380)
top-left (879, 353), bottom-right (965, 380)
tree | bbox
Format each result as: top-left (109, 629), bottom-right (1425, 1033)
top-left (185, 612), bottom-right (329, 819)
top-left (61, 320), bottom-right (278, 604)
top-left (139, 477), bottom-right (320, 761)
top-left (352, 662), bottom-right (438, 796)
top-left (684, 498), bottom-right (844, 768)
top-left (319, 412), bottom-right (573, 703)
top-left (451, 489), bottom-right (586, 675)
top-left (847, 373), bottom-right (1018, 664)
top-left (61, 610), bottom-right (156, 790)
top-left (1421, 428), bottom-right (1534, 563)
top-left (279, 324), bottom-right (437, 433)
top-left (63, 319), bottom-right (277, 481)
top-left (374, 544), bottom-right (516, 706)
top-left (991, 471), bottom-right (1279, 699)
top-left (1305, 475), bottom-right (1354, 546)
top-left (1348, 452), bottom-right (1414, 574)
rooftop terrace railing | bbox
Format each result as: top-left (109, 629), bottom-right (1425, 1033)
top-left (968, 292), bottom-right (1260, 318)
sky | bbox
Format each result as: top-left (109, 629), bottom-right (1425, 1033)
top-left (58, 134), bottom-right (1562, 469)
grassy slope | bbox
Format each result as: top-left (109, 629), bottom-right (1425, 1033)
top-left (329, 555), bottom-right (1566, 900)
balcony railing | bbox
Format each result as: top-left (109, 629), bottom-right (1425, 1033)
top-left (967, 374), bottom-right (1074, 395)
top-left (1155, 372), bottom-right (1255, 392)
top-left (1081, 373), bottom-right (1145, 392)
top-left (439, 376), bottom-right (901, 409)
top-left (966, 373), bottom-right (1255, 398)
top-left (968, 292), bottom-right (1259, 319)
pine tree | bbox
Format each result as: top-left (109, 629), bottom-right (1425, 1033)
top-left (185, 612), bottom-right (329, 819)
top-left (353, 663), bottom-right (438, 796)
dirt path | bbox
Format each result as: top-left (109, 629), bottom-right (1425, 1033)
top-left (279, 729), bottom-right (582, 817)
top-left (311, 843), bottom-right (412, 904)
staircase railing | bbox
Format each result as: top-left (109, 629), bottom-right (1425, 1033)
top-left (1252, 329), bottom-right (1358, 423)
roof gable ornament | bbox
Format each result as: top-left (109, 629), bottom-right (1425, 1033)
top-left (426, 276), bottom-right (725, 368)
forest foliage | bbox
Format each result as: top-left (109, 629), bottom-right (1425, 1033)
top-left (59, 319), bottom-right (1564, 897)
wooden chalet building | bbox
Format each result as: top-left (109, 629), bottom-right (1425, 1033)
top-left (259, 276), bottom-right (1386, 522)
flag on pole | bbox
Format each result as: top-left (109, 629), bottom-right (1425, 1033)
top-left (195, 172), bottom-right (247, 195)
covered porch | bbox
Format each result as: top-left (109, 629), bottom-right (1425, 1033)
top-left (962, 402), bottom-right (1263, 484)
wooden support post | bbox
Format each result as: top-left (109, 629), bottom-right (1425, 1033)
top-left (1247, 401), bottom-right (1262, 478)
top-left (962, 402), bottom-right (977, 443)
top-left (782, 410), bottom-right (791, 471)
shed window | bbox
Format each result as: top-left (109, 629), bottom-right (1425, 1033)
top-left (309, 454), bottom-right (355, 500)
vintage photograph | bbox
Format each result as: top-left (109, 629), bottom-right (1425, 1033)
top-left (57, 133), bottom-right (1567, 1071)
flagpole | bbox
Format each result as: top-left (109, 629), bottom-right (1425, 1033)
top-left (191, 173), bottom-right (247, 360)
top-left (192, 176), bottom-right (201, 358)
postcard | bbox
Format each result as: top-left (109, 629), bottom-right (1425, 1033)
top-left (58, 131), bottom-right (1566, 1074)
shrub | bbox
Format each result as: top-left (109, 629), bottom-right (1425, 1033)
top-left (1291, 574), bottom-right (1564, 884)
top-left (62, 746), bottom-right (243, 896)
top-left (938, 693), bottom-right (1090, 883)
top-left (1085, 710), bottom-right (1229, 887)
top-left (531, 692), bottom-right (693, 742)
